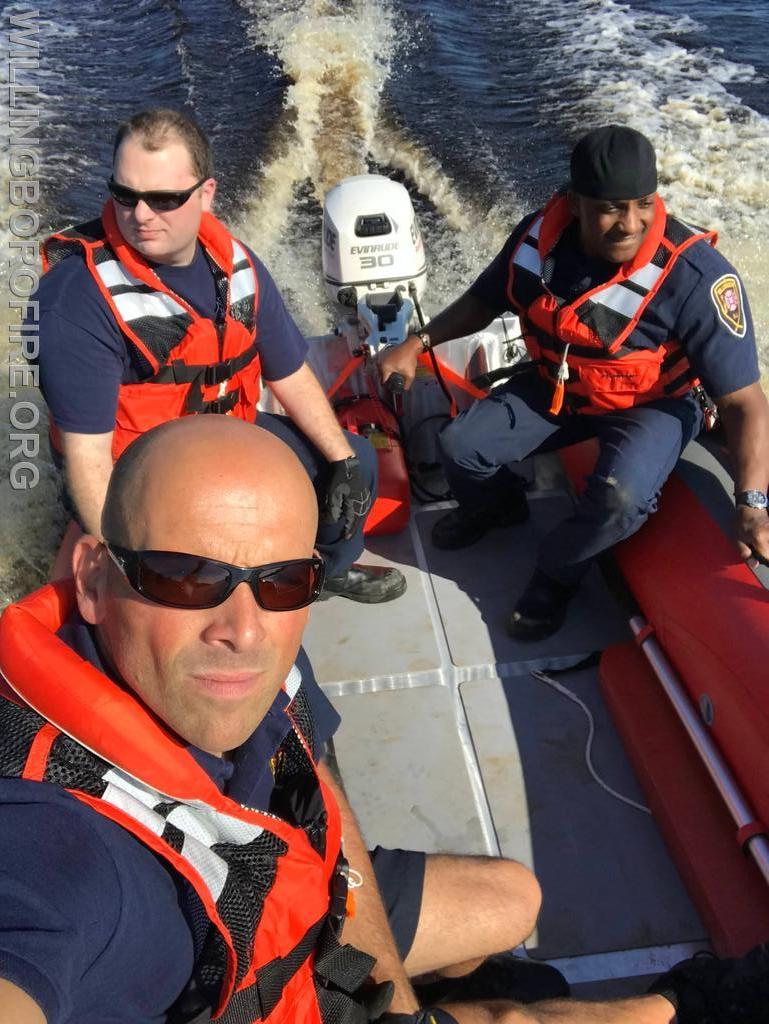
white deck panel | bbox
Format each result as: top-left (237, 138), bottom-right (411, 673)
top-left (462, 668), bottom-right (707, 960)
top-left (304, 528), bottom-right (443, 690)
top-left (329, 683), bottom-right (489, 856)
top-left (303, 475), bottom-right (710, 981)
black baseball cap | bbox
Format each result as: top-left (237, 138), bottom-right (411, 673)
top-left (570, 125), bottom-right (657, 200)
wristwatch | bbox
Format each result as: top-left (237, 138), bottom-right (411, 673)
top-left (414, 330), bottom-right (431, 354)
top-left (736, 490), bottom-right (769, 510)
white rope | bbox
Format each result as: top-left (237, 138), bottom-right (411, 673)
top-left (530, 670), bottom-right (651, 815)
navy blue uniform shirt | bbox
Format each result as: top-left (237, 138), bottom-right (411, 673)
top-left (470, 211), bottom-right (760, 399)
top-left (35, 239), bottom-right (308, 434)
top-left (0, 619), bottom-right (340, 1024)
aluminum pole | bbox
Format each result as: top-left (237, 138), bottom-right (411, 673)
top-left (630, 614), bottom-right (769, 887)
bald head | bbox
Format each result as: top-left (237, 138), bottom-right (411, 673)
top-left (102, 417), bottom-right (318, 556)
top-left (77, 417), bottom-right (319, 758)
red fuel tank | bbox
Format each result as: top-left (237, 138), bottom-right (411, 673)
top-left (336, 397), bottom-right (411, 535)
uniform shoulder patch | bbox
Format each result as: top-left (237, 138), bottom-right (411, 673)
top-left (710, 273), bottom-right (746, 338)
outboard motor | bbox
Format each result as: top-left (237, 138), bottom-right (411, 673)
top-left (319, 174), bottom-right (517, 532)
top-left (323, 173), bottom-right (426, 344)
top-left (321, 175), bottom-right (427, 533)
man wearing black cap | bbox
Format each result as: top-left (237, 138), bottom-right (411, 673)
top-left (378, 124), bottom-right (769, 640)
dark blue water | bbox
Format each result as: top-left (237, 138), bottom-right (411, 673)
top-left (631, 0), bottom-right (769, 113)
top-left (24, 0), bottom-right (285, 225)
top-left (393, 0), bottom-right (769, 208)
top-left (23, 0), bottom-right (769, 233)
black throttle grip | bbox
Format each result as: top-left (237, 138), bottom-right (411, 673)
top-left (386, 372), bottom-right (406, 394)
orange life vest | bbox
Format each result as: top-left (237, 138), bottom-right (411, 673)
top-left (505, 193), bottom-right (717, 414)
top-left (0, 582), bottom-right (375, 1024)
top-left (42, 204), bottom-right (262, 460)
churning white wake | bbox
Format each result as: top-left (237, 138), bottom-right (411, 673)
top-left (525, 0), bottom-right (769, 369)
top-left (233, 0), bottom-right (515, 330)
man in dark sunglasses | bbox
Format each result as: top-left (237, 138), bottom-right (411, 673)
top-left (0, 416), bottom-right (543, 1023)
top-left (1, 415), bottom-right (764, 1024)
top-left (34, 107), bottom-right (405, 604)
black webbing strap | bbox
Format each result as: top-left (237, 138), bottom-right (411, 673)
top-left (187, 389), bottom-right (240, 416)
top-left (314, 924), bottom-right (376, 995)
top-left (217, 916), bottom-right (378, 1024)
top-left (146, 340), bottom-right (260, 415)
top-left (167, 915), bottom-right (379, 1024)
top-left (150, 341), bottom-right (260, 388)
top-left (314, 920), bottom-right (380, 1024)
top-left (250, 917), bottom-right (327, 1020)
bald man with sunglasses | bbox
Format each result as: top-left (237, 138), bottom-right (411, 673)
top-left (0, 415), bottom-right (545, 1023)
top-left (33, 107), bottom-right (405, 604)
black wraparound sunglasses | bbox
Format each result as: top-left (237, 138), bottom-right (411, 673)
top-left (107, 175), bottom-right (208, 212)
top-left (105, 543), bottom-right (325, 611)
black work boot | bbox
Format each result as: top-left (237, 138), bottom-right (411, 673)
top-left (508, 569), bottom-right (579, 641)
top-left (431, 482), bottom-right (529, 551)
top-left (414, 952), bottom-right (570, 1005)
top-left (320, 564), bottom-right (407, 603)
top-left (648, 944), bottom-right (769, 1024)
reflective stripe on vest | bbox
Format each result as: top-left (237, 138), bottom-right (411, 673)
top-left (231, 240), bottom-right (258, 310)
top-left (42, 209), bottom-right (263, 459)
top-left (87, 235), bottom-right (257, 370)
top-left (507, 194), bottom-right (717, 413)
top-left (93, 252), bottom-right (190, 324)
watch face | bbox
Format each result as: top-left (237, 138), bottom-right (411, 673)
top-left (739, 490), bottom-right (769, 509)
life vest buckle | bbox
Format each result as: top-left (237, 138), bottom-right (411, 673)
top-left (202, 392), bottom-right (239, 415)
top-left (328, 854), bottom-right (350, 935)
top-left (204, 360), bottom-right (234, 387)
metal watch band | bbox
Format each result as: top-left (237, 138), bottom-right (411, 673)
top-left (416, 331), bottom-right (431, 353)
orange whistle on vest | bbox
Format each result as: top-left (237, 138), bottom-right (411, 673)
top-left (346, 888), bottom-right (357, 919)
top-left (549, 354), bottom-right (569, 416)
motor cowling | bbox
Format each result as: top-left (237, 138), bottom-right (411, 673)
top-left (322, 174), bottom-right (426, 310)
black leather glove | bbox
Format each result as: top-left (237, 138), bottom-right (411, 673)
top-left (321, 455), bottom-right (372, 539)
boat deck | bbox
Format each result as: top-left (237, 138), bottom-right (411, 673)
top-left (303, 455), bottom-right (710, 994)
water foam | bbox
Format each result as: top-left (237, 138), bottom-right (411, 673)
top-left (513, 0), bottom-right (769, 375)
top-left (230, 0), bottom-right (395, 328)
top-left (233, 0), bottom-right (517, 326)
top-left (523, 0), bottom-right (768, 230)
top-left (235, 0), bottom-right (396, 225)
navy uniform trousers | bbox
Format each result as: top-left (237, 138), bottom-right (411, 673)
top-left (257, 413), bottom-right (378, 578)
top-left (438, 366), bottom-right (704, 586)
